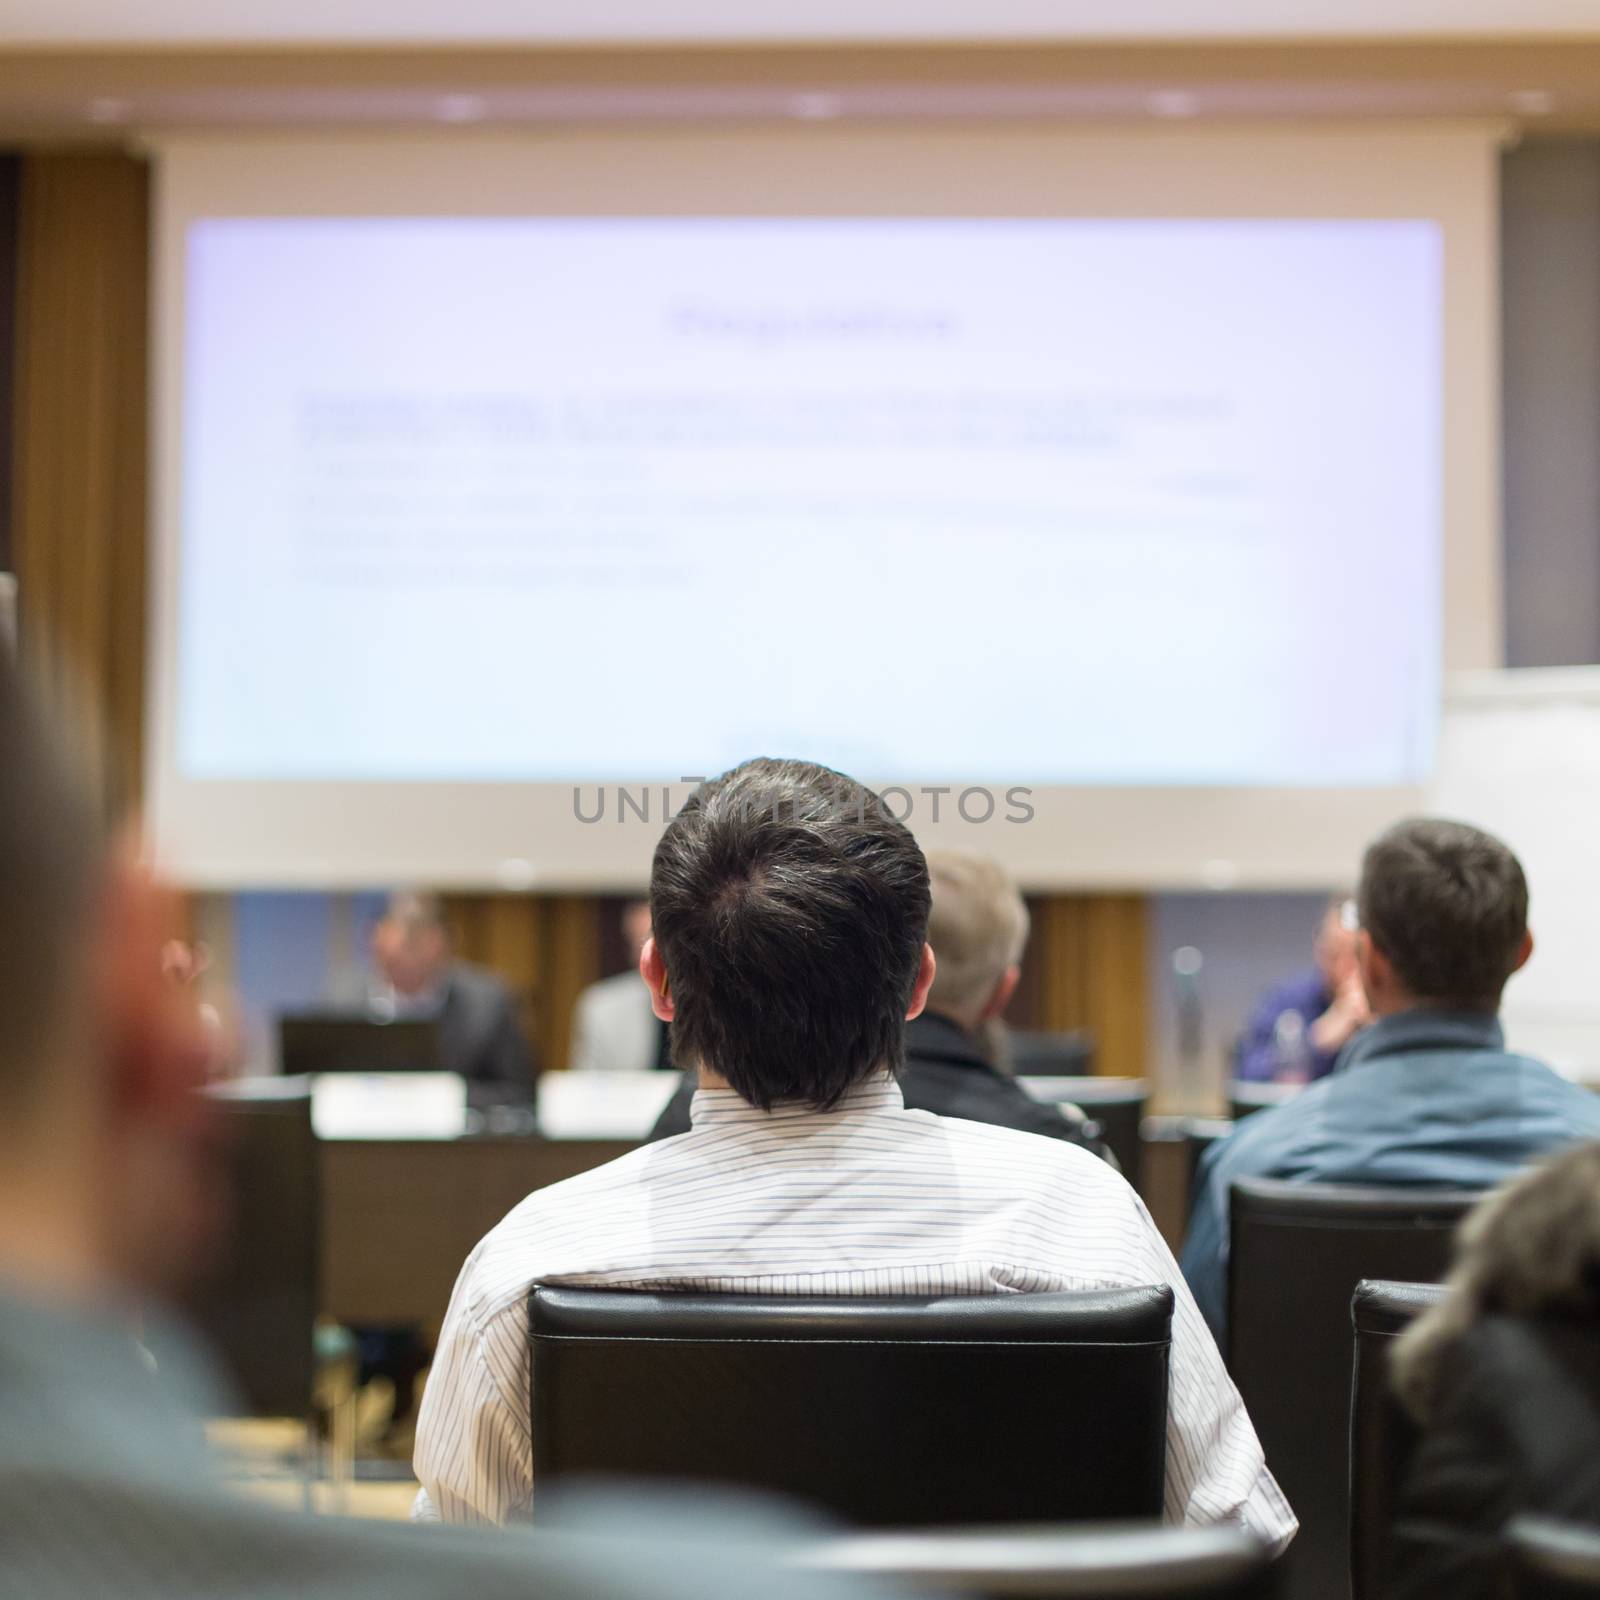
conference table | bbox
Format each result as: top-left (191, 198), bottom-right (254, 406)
top-left (320, 1135), bottom-right (637, 1339)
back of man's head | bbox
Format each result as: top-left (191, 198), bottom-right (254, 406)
top-left (0, 655), bottom-right (103, 1120)
top-left (925, 852), bottom-right (1029, 1027)
top-left (649, 758), bottom-right (931, 1110)
top-left (1357, 817), bottom-right (1530, 1014)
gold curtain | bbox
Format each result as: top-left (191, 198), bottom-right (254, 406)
top-left (10, 149), bottom-right (150, 818)
top-left (1029, 893), bottom-right (1150, 1080)
top-left (443, 888), bottom-right (1148, 1081)
top-left (441, 893), bottom-right (601, 1074)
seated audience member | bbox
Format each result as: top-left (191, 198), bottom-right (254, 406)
top-left (1234, 896), bottom-right (1368, 1083)
top-left (414, 758), bottom-right (1295, 1546)
top-left (1182, 818), bottom-right (1600, 1340)
top-left (1388, 1142), bottom-right (1600, 1600)
top-left (0, 660), bottom-right (875, 1600)
top-left (368, 889), bottom-right (536, 1099)
top-left (568, 900), bottom-right (669, 1072)
top-left (646, 851), bottom-right (1110, 1157)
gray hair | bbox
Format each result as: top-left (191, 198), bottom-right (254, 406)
top-left (1392, 1140), bottom-right (1600, 1423)
top-left (925, 852), bottom-right (1030, 1019)
top-left (383, 889), bottom-right (446, 934)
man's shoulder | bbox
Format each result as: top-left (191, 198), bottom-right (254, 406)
top-left (1252, 967), bottom-right (1327, 1021)
top-left (1208, 1077), bottom-right (1334, 1178)
top-left (902, 1062), bottom-right (1088, 1146)
top-left (453, 1143), bottom-right (667, 1317)
top-left (449, 961), bottom-right (514, 1009)
top-left (1509, 1054), bottom-right (1600, 1115)
top-left (909, 1101), bottom-right (1129, 1190)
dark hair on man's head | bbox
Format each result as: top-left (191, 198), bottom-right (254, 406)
top-left (1357, 817), bottom-right (1529, 1013)
top-left (0, 655), bottom-right (104, 1108)
top-left (649, 758), bottom-right (931, 1111)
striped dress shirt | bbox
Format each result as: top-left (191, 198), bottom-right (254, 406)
top-left (413, 1077), bottom-right (1297, 1548)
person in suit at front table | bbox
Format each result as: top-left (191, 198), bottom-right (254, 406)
top-left (646, 851), bottom-right (1110, 1158)
top-left (567, 899), bottom-right (670, 1072)
top-left (360, 890), bottom-right (539, 1435)
top-left (368, 889), bottom-right (537, 1101)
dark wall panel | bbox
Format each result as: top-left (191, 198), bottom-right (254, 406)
top-left (0, 152), bottom-right (18, 574)
top-left (1502, 139), bottom-right (1600, 667)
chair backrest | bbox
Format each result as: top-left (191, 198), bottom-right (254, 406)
top-left (1180, 1117), bottom-right (1236, 1202)
top-left (1349, 1279), bottom-right (1447, 1600)
top-left (1508, 1517), bottom-right (1600, 1599)
top-left (173, 1087), bottom-right (320, 1419)
top-left (1228, 1082), bottom-right (1305, 1123)
top-left (531, 1286), bottom-right (1173, 1527)
top-left (1018, 1076), bottom-right (1147, 1182)
top-left (1009, 1031), bottom-right (1096, 1077)
top-left (1228, 1181), bottom-right (1478, 1600)
top-left (798, 1522), bottom-right (1278, 1600)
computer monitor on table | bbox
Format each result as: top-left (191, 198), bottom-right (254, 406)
top-left (278, 1014), bottom-right (441, 1078)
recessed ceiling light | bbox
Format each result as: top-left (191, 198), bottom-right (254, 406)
top-left (1510, 89), bottom-right (1556, 116)
top-left (86, 97), bottom-right (130, 125)
top-left (790, 92), bottom-right (843, 121)
top-left (1148, 91), bottom-right (1199, 119)
top-left (435, 95), bottom-right (487, 124)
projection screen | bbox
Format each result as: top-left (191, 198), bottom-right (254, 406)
top-left (148, 124), bottom-right (1502, 888)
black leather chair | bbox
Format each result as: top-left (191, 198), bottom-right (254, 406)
top-left (1227, 1082), bottom-right (1305, 1123)
top-left (1228, 1181), bottom-right (1478, 1600)
top-left (1010, 1030), bottom-right (1096, 1077)
top-left (1181, 1117), bottom-right (1236, 1199)
top-left (157, 1085), bottom-right (353, 1499)
top-left (1018, 1076), bottom-right (1147, 1183)
top-left (531, 1285), bottom-right (1174, 1527)
top-left (798, 1522), bottom-right (1278, 1599)
top-left (1508, 1517), bottom-right (1600, 1598)
top-left (1349, 1279), bottom-right (1447, 1600)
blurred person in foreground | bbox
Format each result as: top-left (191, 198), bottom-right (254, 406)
top-left (1182, 818), bottom-right (1600, 1341)
top-left (0, 657), bottom-right (892, 1600)
top-left (1388, 1141), bottom-right (1600, 1600)
top-left (569, 900), bottom-right (669, 1072)
top-left (367, 890), bottom-right (536, 1100)
top-left (414, 758), bottom-right (1295, 1547)
top-left (1234, 896), bottom-right (1368, 1084)
top-left (646, 851), bottom-right (1110, 1157)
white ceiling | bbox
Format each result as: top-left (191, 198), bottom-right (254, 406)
top-left (2, 0), bottom-right (1599, 47)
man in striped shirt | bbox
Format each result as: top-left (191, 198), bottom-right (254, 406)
top-left (414, 759), bottom-right (1296, 1549)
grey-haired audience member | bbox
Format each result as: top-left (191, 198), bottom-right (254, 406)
top-left (1389, 1142), bottom-right (1600, 1600)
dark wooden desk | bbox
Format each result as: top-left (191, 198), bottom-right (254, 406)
top-left (320, 1137), bottom-right (637, 1339)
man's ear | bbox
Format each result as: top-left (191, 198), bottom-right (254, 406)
top-left (905, 943), bottom-right (938, 1021)
top-left (978, 964), bottom-right (1021, 1023)
top-left (94, 856), bottom-right (214, 1117)
top-left (1511, 928), bottom-right (1535, 976)
top-left (1355, 927), bottom-right (1388, 1007)
top-left (640, 936), bottom-right (674, 1022)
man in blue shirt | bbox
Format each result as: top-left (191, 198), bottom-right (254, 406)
top-left (1183, 817), bottom-right (1600, 1340)
top-left (1234, 898), bottom-right (1369, 1083)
